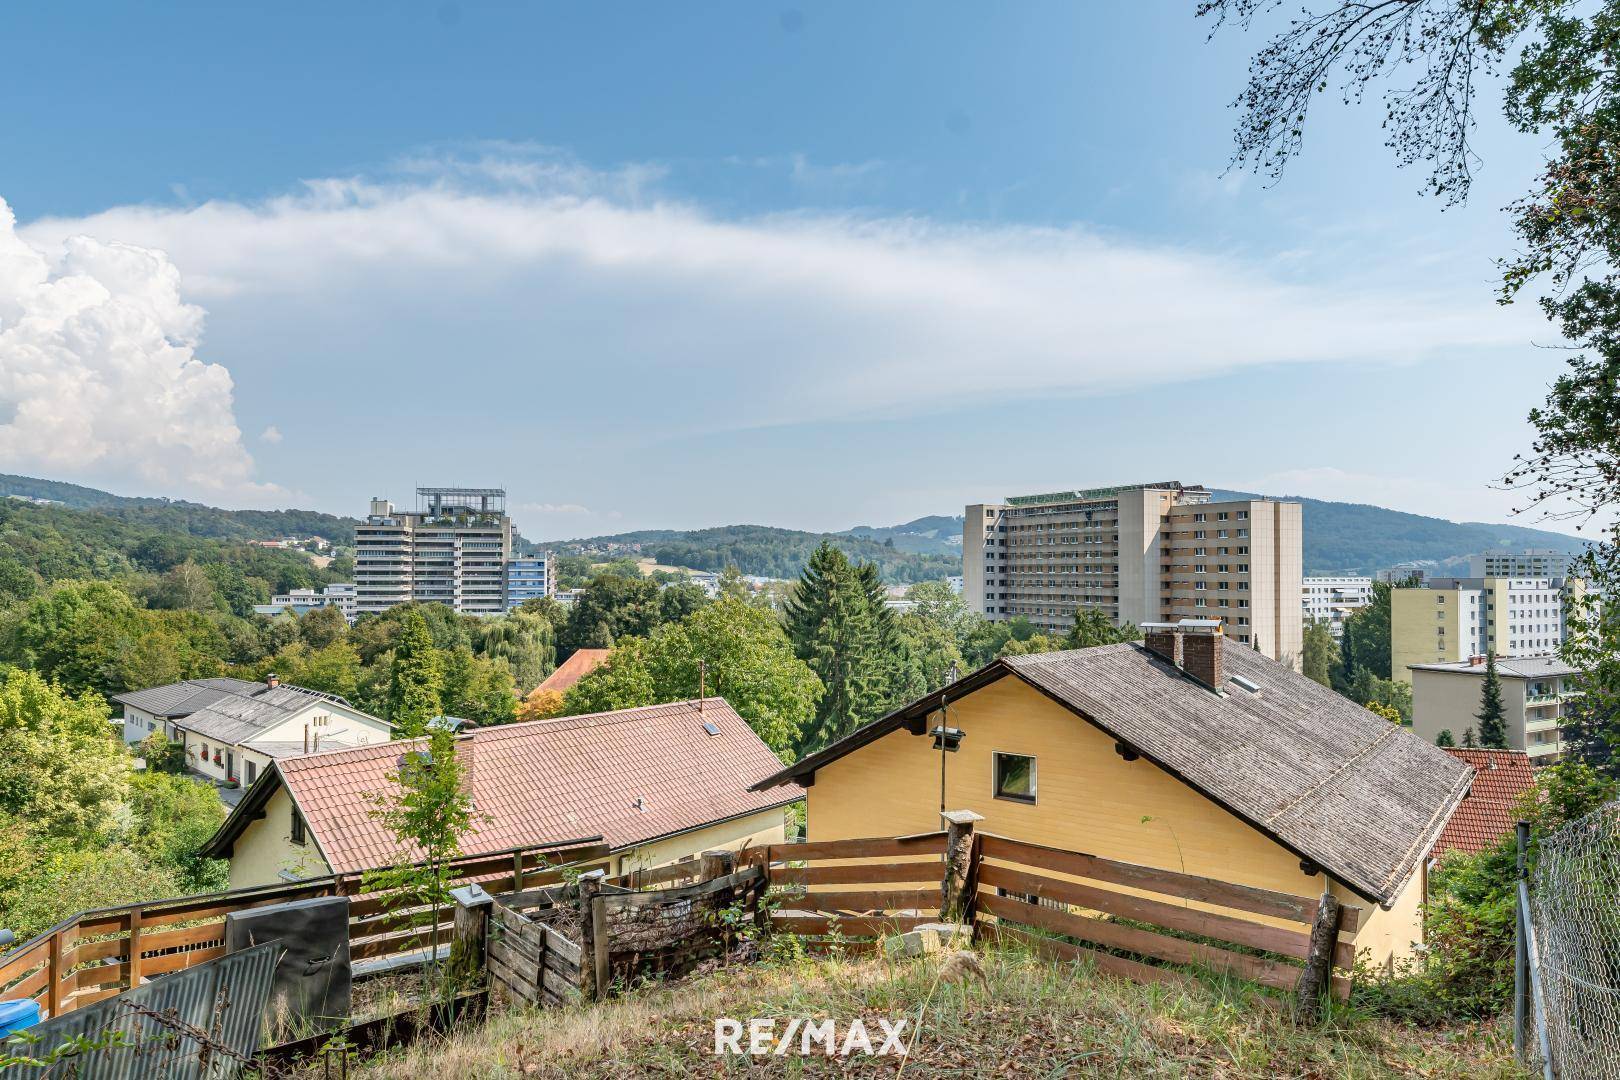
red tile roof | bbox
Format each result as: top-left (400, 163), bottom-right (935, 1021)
top-left (537, 649), bottom-right (611, 693)
top-left (271, 698), bottom-right (801, 875)
top-left (1432, 748), bottom-right (1536, 859)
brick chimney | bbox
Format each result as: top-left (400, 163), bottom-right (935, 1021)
top-left (1180, 620), bottom-right (1225, 690)
top-left (266, 672), bottom-right (279, 689)
top-left (1140, 620), bottom-right (1225, 691)
top-left (1142, 623), bottom-right (1184, 669)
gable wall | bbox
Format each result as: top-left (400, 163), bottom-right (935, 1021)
top-left (225, 786), bottom-right (332, 890)
top-left (805, 676), bottom-right (1421, 965)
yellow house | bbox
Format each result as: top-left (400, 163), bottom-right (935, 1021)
top-left (753, 622), bottom-right (1472, 969)
top-left (202, 698), bottom-right (801, 889)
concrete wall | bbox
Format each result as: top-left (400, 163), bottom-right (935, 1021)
top-left (804, 675), bottom-right (1422, 967)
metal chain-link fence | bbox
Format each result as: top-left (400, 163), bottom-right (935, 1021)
top-left (1530, 800), bottom-right (1620, 1080)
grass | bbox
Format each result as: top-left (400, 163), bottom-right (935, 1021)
top-left (333, 943), bottom-right (1529, 1078)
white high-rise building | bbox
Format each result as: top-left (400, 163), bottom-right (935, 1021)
top-left (1391, 576), bottom-right (1576, 682)
top-left (1302, 576), bottom-right (1374, 638)
top-left (963, 482), bottom-right (1303, 666)
top-left (355, 488), bottom-right (512, 616)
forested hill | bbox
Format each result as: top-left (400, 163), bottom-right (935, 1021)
top-left (1207, 490), bottom-right (1589, 575)
top-left (0, 473), bottom-right (360, 545)
top-left (541, 524), bottom-right (959, 583)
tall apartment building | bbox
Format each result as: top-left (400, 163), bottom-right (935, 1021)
top-left (1302, 576), bottom-right (1373, 638)
top-left (1468, 549), bottom-right (1576, 579)
top-left (1391, 576), bottom-right (1573, 682)
top-left (354, 488), bottom-right (512, 616)
top-left (963, 482), bottom-right (1303, 666)
top-left (1409, 655), bottom-right (1576, 762)
top-left (504, 555), bottom-right (554, 611)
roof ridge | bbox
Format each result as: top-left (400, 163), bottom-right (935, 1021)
top-left (1262, 722), bottom-right (1403, 830)
top-left (487, 697), bottom-right (724, 736)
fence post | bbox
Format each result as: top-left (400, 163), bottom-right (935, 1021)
top-left (577, 869), bottom-right (609, 1001)
top-left (44, 928), bottom-right (63, 1019)
top-left (447, 883), bottom-right (494, 990)
top-left (1513, 820), bottom-right (1530, 1064)
top-left (940, 809), bottom-right (983, 924)
top-left (513, 851), bottom-right (526, 894)
top-left (1294, 885), bottom-right (1341, 1022)
top-left (126, 906), bottom-right (144, 990)
top-left (700, 849), bottom-right (735, 883)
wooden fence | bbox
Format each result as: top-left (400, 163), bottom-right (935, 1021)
top-left (487, 900), bottom-right (583, 1009)
top-left (756, 831), bottom-right (950, 952)
top-left (0, 839), bottom-right (609, 1022)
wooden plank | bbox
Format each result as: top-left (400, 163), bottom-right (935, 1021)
top-left (139, 885), bottom-right (332, 928)
top-left (71, 915), bottom-right (126, 938)
top-left (488, 954), bottom-right (540, 1004)
top-left (350, 904), bottom-right (440, 939)
top-left (63, 937), bottom-right (126, 967)
top-left (69, 962), bottom-right (127, 990)
top-left (135, 921), bottom-right (227, 954)
top-left (985, 922), bottom-right (1196, 990)
top-left (589, 895), bottom-right (609, 1001)
top-left (4, 966), bottom-right (49, 1003)
top-left (977, 864), bottom-right (1343, 965)
top-left (350, 924), bottom-right (450, 962)
top-left (502, 885), bottom-right (566, 911)
top-left (979, 833), bottom-right (1322, 927)
top-left (0, 945), bottom-right (47, 987)
top-left (543, 947), bottom-right (579, 979)
top-left (625, 861), bottom-right (705, 889)
top-left (769, 914), bottom-right (932, 937)
top-left (541, 964), bottom-right (579, 1002)
top-left (600, 866), bottom-right (763, 911)
top-left (141, 945), bottom-right (226, 977)
top-left (536, 923), bottom-right (581, 967)
top-left (769, 862), bottom-right (943, 888)
top-left (66, 984), bottom-right (126, 1008)
top-left (978, 893), bottom-right (1300, 992)
top-left (770, 833), bottom-right (945, 862)
top-left (488, 937), bottom-right (541, 983)
top-left (772, 888), bottom-right (939, 914)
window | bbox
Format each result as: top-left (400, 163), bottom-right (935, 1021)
top-left (290, 807), bottom-right (308, 846)
top-left (993, 752), bottom-right (1036, 803)
top-left (246, 760), bottom-right (257, 785)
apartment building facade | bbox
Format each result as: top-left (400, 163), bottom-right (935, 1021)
top-left (963, 482), bottom-right (1303, 666)
top-left (1409, 655), bottom-right (1577, 762)
top-left (253, 583), bottom-right (357, 622)
top-left (504, 555), bottom-right (554, 611)
top-left (354, 487), bottom-right (512, 616)
top-left (1391, 576), bottom-right (1573, 682)
top-left (1302, 576), bottom-right (1374, 638)
top-left (1468, 549), bottom-right (1576, 580)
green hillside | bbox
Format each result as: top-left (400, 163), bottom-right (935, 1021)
top-left (841, 514), bottom-right (963, 555)
top-left (1208, 490), bottom-right (1588, 574)
top-left (0, 473), bottom-right (360, 545)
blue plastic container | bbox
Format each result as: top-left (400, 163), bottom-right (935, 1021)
top-left (0, 998), bottom-right (40, 1037)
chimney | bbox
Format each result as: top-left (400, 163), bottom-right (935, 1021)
top-left (1141, 623), bottom-right (1184, 669)
top-left (266, 672), bottom-right (280, 689)
top-left (1180, 620), bottom-right (1225, 690)
top-left (1140, 619), bottom-right (1225, 691)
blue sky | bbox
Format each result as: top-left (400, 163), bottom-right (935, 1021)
top-left (0, 2), bottom-right (1582, 539)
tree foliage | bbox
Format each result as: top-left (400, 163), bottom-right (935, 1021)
top-left (1302, 619), bottom-right (1336, 687)
top-left (783, 542), bottom-right (894, 753)
top-left (1475, 652), bottom-right (1509, 748)
top-left (388, 609), bottom-right (445, 736)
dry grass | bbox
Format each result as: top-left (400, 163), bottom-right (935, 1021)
top-left (333, 942), bottom-right (1528, 1078)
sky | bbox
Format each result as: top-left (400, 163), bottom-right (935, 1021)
top-left (0, 2), bottom-right (1589, 540)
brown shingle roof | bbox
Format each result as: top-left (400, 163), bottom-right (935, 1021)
top-left (755, 642), bottom-right (1474, 906)
top-left (1432, 748), bottom-right (1535, 859)
top-left (210, 698), bottom-right (800, 874)
top-left (537, 649), bottom-right (611, 693)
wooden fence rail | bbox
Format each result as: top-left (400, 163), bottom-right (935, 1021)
top-left (0, 839), bottom-right (609, 1021)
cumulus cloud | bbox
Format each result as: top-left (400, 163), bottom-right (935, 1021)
top-left (19, 150), bottom-right (1541, 444)
top-left (259, 425), bottom-right (283, 444)
top-left (0, 198), bottom-right (278, 501)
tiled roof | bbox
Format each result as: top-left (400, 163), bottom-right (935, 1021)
top-left (537, 649), bottom-right (611, 693)
top-left (249, 698), bottom-right (802, 874)
top-left (1432, 748), bottom-right (1536, 858)
top-left (758, 642), bottom-right (1473, 906)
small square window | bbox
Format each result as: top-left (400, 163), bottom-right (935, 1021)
top-left (993, 752), bottom-right (1036, 803)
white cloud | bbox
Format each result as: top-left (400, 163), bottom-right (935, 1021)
top-left (0, 198), bottom-right (279, 502)
top-left (259, 425), bottom-right (283, 444)
top-left (514, 502), bottom-right (598, 515)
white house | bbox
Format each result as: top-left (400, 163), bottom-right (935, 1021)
top-left (113, 675), bottom-right (392, 788)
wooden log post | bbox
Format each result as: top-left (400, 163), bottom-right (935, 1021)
top-left (1294, 887), bottom-right (1342, 1022)
top-left (940, 809), bottom-right (984, 925)
top-left (577, 870), bottom-right (609, 1001)
top-left (700, 849), bottom-right (736, 883)
top-left (126, 907), bottom-right (144, 991)
top-left (446, 883), bottom-right (495, 991)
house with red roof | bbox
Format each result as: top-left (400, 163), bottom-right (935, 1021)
top-left (1430, 747), bottom-right (1536, 861)
top-left (535, 648), bottom-right (612, 694)
top-left (201, 698), bottom-right (802, 890)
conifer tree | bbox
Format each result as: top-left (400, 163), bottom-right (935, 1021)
top-left (388, 609), bottom-right (445, 736)
top-left (1476, 652), bottom-right (1509, 749)
top-left (1436, 729), bottom-right (1456, 748)
top-left (784, 542), bottom-right (891, 753)
top-left (1462, 727), bottom-right (1479, 749)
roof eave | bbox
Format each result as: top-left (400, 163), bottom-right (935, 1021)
top-left (199, 764), bottom-right (286, 859)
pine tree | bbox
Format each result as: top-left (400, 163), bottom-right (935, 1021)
top-left (1436, 729), bottom-right (1456, 748)
top-left (784, 542), bottom-right (891, 754)
top-left (1462, 727), bottom-right (1479, 749)
top-left (388, 609), bottom-right (445, 736)
top-left (1476, 652), bottom-right (1509, 749)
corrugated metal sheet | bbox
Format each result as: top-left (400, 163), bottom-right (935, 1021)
top-left (0, 942), bottom-right (280, 1080)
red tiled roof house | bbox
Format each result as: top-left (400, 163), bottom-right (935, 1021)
top-left (1430, 748), bottom-right (1535, 860)
top-left (202, 698), bottom-right (802, 890)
